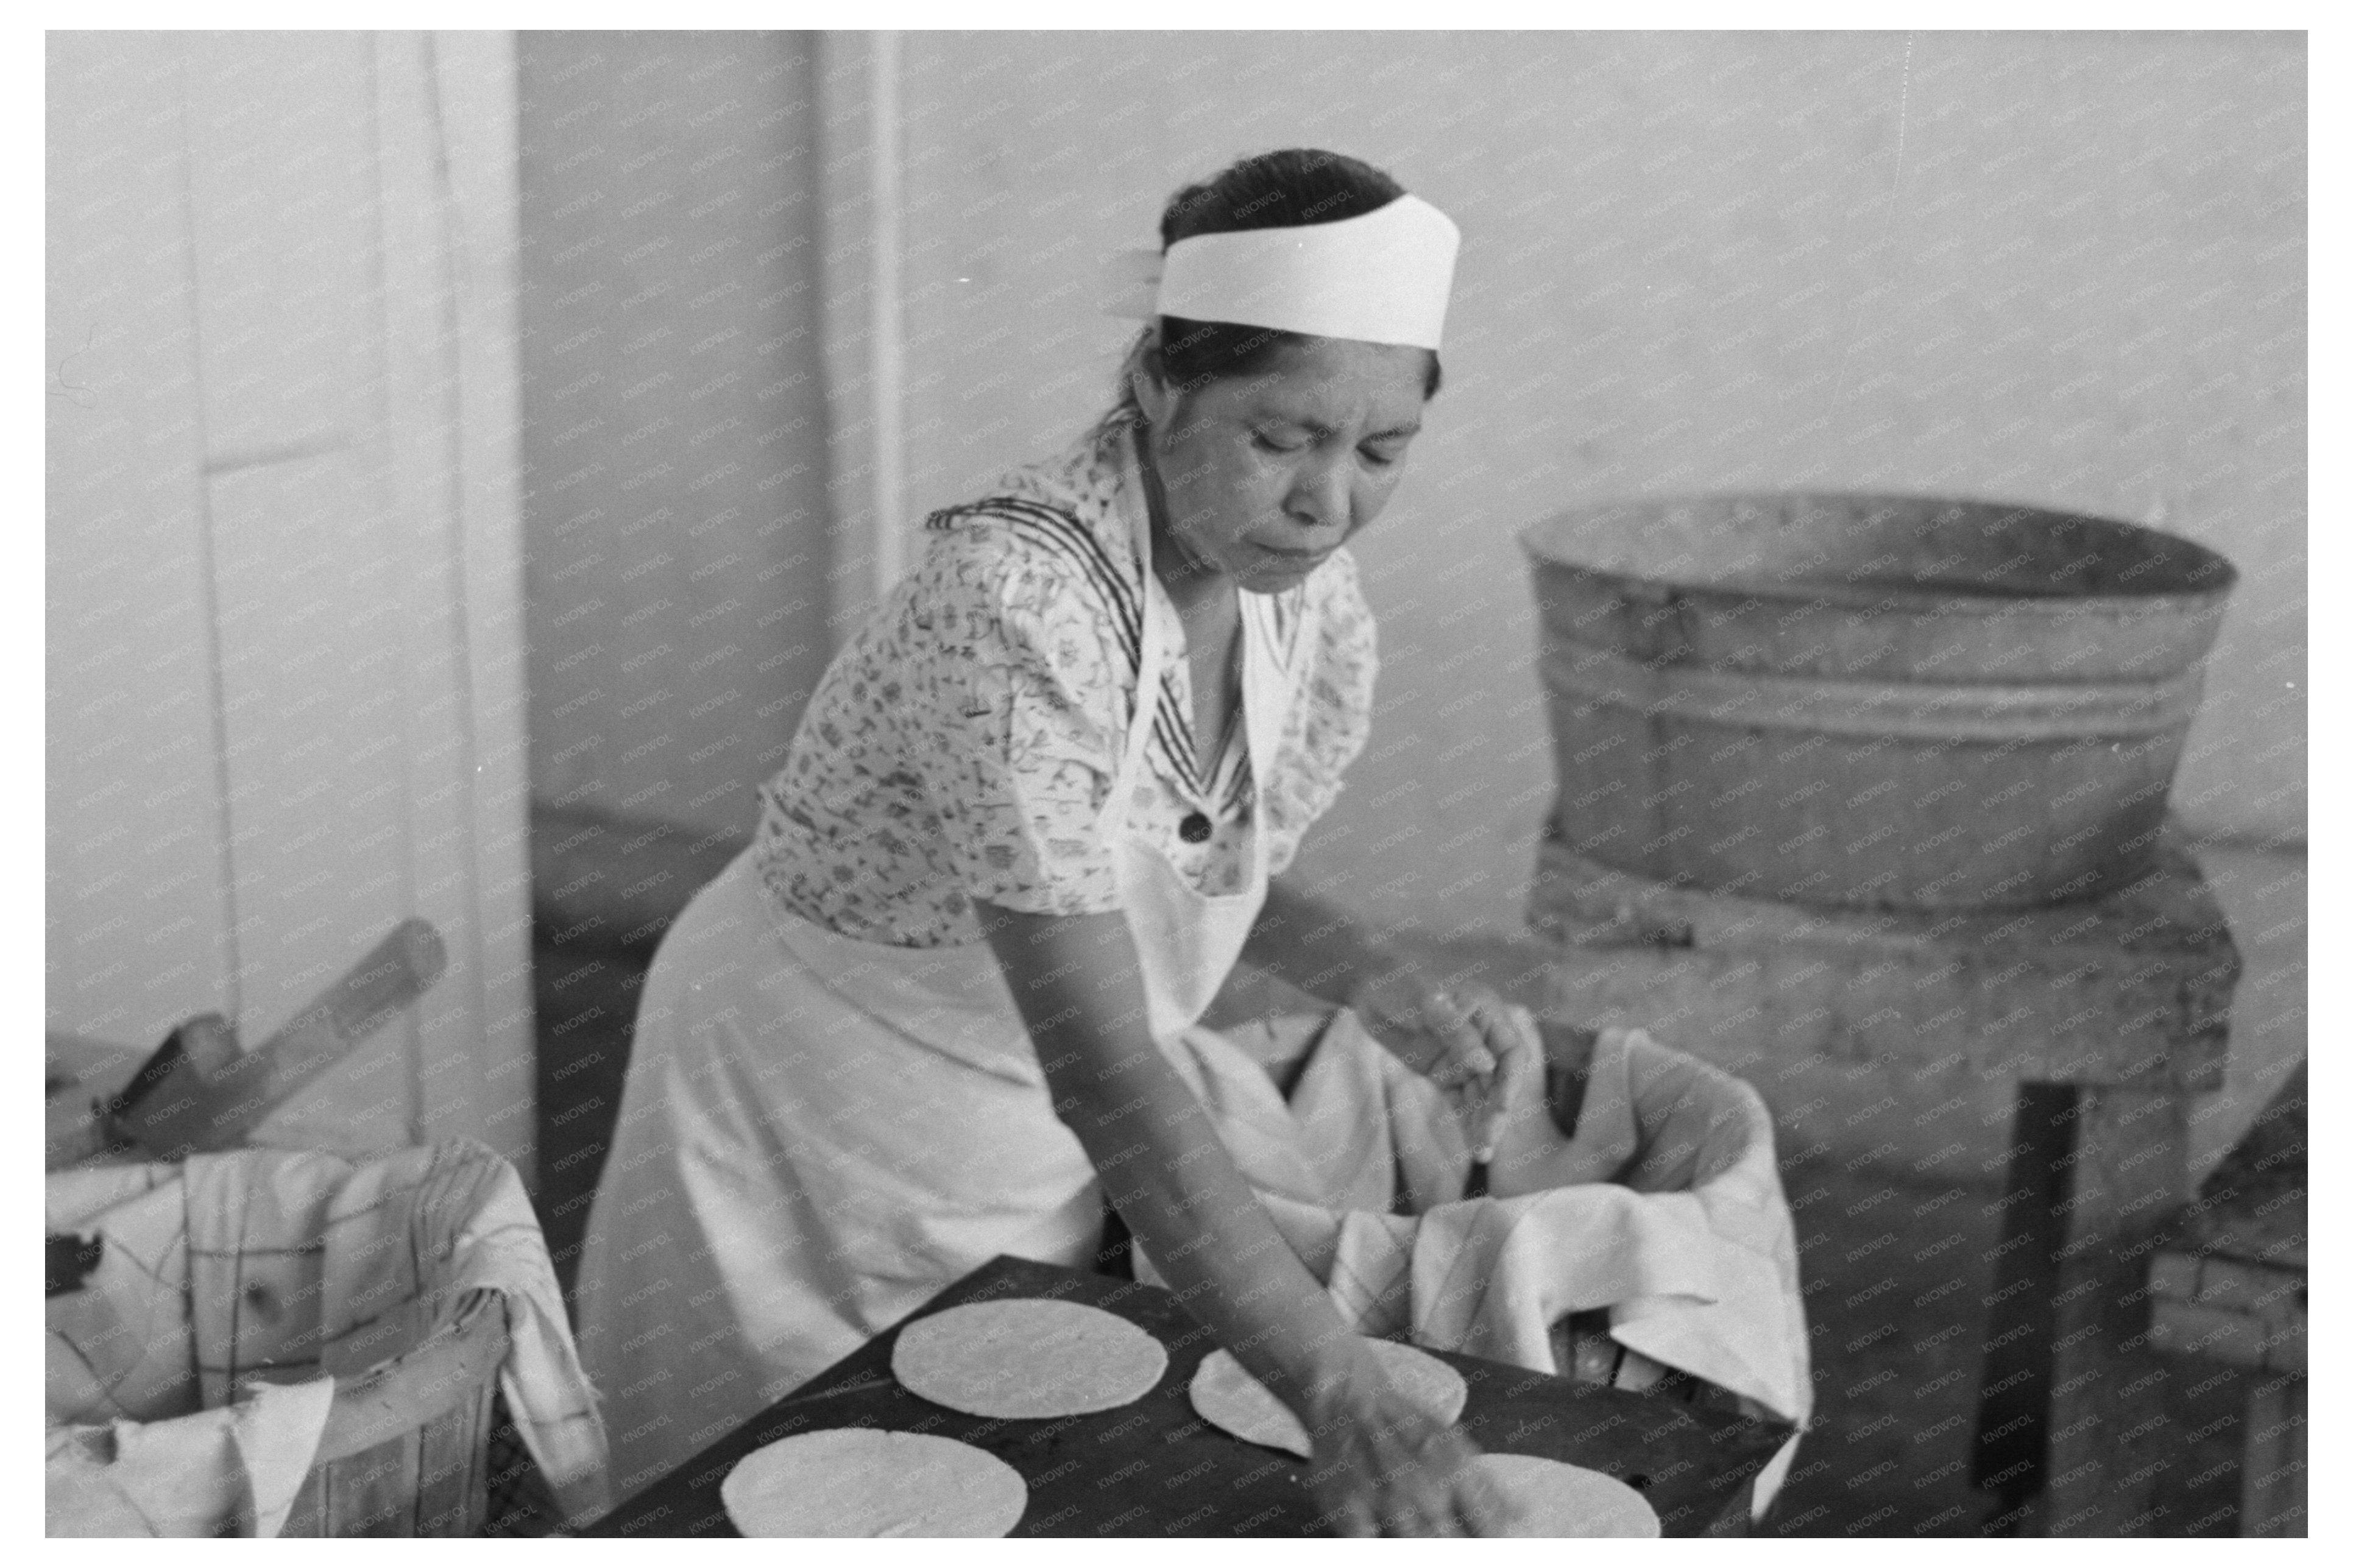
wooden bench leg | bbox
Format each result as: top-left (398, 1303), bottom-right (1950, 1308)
top-left (2038, 1086), bottom-right (2193, 1536)
top-left (2240, 1372), bottom-right (2306, 1537)
top-left (1975, 1084), bottom-right (2194, 1536)
top-left (1975, 1084), bottom-right (2074, 1528)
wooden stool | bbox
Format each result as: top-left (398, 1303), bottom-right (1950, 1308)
top-left (2148, 1061), bottom-right (2306, 1536)
top-left (1520, 823), bottom-right (2240, 1536)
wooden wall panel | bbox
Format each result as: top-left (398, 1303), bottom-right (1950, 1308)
top-left (181, 30), bottom-right (371, 469)
top-left (46, 31), bottom-right (532, 1170)
top-left (46, 32), bottom-right (235, 1049)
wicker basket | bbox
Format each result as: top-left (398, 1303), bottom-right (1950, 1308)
top-left (46, 1142), bottom-right (546, 1538)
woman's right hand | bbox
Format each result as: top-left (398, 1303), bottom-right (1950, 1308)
top-left (983, 900), bottom-right (1524, 1536)
top-left (1300, 1357), bottom-right (1523, 1537)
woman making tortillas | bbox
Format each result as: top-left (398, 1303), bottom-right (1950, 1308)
top-left (578, 148), bottom-right (1810, 1533)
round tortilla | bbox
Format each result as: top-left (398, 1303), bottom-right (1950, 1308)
top-left (720, 1428), bottom-right (1027, 1538)
top-left (891, 1297), bottom-right (1168, 1418)
top-left (1473, 1453), bottom-right (1661, 1537)
top-left (1189, 1338), bottom-right (1469, 1458)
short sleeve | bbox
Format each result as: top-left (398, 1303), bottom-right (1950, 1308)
top-left (904, 526), bottom-right (1130, 918)
top-left (1265, 549), bottom-right (1378, 874)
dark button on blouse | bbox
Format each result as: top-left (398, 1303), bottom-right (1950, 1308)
top-left (1178, 811), bottom-right (1212, 844)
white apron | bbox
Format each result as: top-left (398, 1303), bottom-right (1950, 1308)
top-left (574, 436), bottom-right (1292, 1497)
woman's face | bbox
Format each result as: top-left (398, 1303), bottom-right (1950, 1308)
top-left (1136, 336), bottom-right (1431, 596)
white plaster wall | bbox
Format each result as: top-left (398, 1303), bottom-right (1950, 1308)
top-left (891, 30), bottom-right (2305, 938)
top-left (517, 33), bottom-right (836, 843)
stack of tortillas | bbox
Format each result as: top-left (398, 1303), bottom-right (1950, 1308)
top-left (721, 1429), bottom-right (1028, 1537)
top-left (892, 1297), bottom-right (1169, 1417)
top-left (1188, 1339), bottom-right (1468, 1459)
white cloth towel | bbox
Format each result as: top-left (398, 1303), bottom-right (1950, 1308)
top-left (46, 1140), bottom-right (610, 1533)
top-left (44, 1377), bottom-right (334, 1538)
top-left (1148, 1008), bottom-right (1813, 1514)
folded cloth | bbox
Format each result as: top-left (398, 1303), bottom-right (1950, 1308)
top-left (1148, 1008), bottom-right (1812, 1516)
top-left (44, 1377), bottom-right (334, 1538)
top-left (46, 1140), bottom-right (610, 1533)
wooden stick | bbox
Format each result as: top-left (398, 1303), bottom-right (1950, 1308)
top-left (108, 919), bottom-right (447, 1159)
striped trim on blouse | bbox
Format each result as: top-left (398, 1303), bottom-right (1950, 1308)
top-left (925, 493), bottom-right (1289, 816)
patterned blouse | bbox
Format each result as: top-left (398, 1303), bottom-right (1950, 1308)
top-left (750, 409), bottom-right (1379, 948)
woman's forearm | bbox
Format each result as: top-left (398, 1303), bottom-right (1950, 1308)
top-left (1239, 878), bottom-right (1495, 1086)
top-left (1045, 1029), bottom-right (1363, 1408)
top-left (1237, 875), bottom-right (1409, 1007)
top-left (980, 901), bottom-right (1373, 1416)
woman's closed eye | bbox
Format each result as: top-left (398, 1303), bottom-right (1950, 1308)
top-left (1253, 431), bottom-right (1408, 467)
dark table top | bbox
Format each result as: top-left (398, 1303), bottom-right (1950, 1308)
top-left (582, 1255), bottom-right (1791, 1538)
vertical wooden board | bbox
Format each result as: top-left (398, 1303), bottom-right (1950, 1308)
top-left (815, 29), bottom-right (894, 644)
top-left (414, 1397), bottom-right (459, 1533)
top-left (369, 30), bottom-right (522, 1164)
top-left (419, 30), bottom-right (536, 1168)
top-left (179, 31), bottom-right (369, 467)
top-left (328, 1434), bottom-right (423, 1537)
top-left (45, 32), bottom-right (236, 1047)
top-left (389, 1427), bottom-right (426, 1538)
top-left (206, 452), bottom-right (414, 1152)
top-left (415, 1385), bottom-right (489, 1534)
top-left (370, 30), bottom-right (478, 1168)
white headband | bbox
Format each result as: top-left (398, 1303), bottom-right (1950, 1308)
top-left (1101, 193), bottom-right (1460, 351)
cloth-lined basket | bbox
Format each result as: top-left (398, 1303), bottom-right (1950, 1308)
top-left (46, 1139), bottom-right (606, 1537)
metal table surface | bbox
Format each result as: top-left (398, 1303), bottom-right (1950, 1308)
top-left (582, 1254), bottom-right (1790, 1538)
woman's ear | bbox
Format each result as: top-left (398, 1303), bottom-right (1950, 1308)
top-left (1127, 326), bottom-right (1178, 428)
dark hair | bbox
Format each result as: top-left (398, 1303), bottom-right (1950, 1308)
top-left (1116, 149), bottom-right (1443, 418)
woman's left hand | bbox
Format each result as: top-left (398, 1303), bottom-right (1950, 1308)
top-left (1429, 988), bottom-right (1546, 1160)
top-left (1359, 976), bottom-right (1544, 1155)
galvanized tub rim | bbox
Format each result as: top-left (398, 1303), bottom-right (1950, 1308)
top-left (1518, 489), bottom-right (2240, 617)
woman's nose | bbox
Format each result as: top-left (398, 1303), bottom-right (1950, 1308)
top-left (1286, 457), bottom-right (1354, 533)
